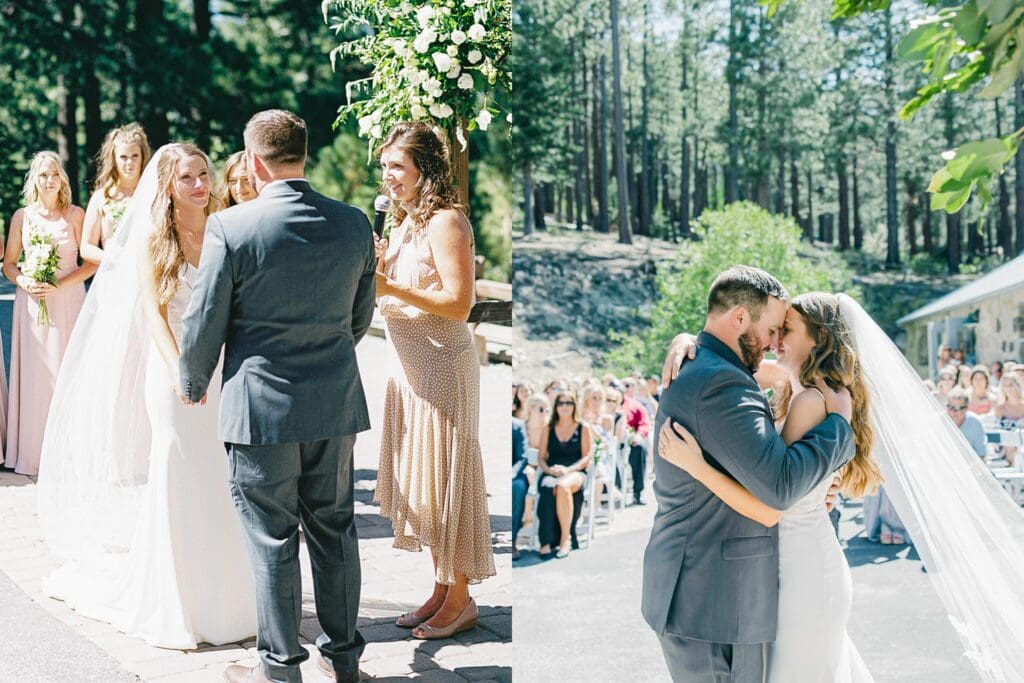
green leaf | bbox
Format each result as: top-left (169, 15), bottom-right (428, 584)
top-left (978, 0), bottom-right (1013, 25)
top-left (953, 1), bottom-right (985, 45)
top-left (931, 185), bottom-right (972, 213)
top-left (945, 138), bottom-right (1016, 182)
top-left (897, 22), bottom-right (949, 61)
top-left (980, 45), bottom-right (1022, 97)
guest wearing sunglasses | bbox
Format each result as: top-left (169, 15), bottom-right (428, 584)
top-left (946, 387), bottom-right (987, 458)
top-left (536, 389), bottom-right (593, 558)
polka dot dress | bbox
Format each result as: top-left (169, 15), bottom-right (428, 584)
top-left (375, 217), bottom-right (496, 585)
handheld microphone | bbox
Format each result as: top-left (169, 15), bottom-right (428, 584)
top-left (373, 195), bottom-right (392, 237)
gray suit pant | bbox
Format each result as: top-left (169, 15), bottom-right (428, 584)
top-left (228, 436), bottom-right (364, 683)
top-left (658, 635), bottom-right (766, 683)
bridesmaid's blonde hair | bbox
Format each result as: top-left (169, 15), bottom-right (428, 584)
top-left (94, 123), bottom-right (152, 200)
top-left (22, 151), bottom-right (72, 212)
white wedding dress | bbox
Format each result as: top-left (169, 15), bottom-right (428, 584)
top-left (769, 470), bottom-right (873, 682)
top-left (43, 263), bottom-right (257, 648)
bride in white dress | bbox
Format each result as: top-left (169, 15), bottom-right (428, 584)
top-left (661, 290), bottom-right (1024, 682)
top-left (660, 292), bottom-right (877, 682)
top-left (37, 143), bottom-right (256, 648)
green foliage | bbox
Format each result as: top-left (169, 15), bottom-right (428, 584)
top-left (306, 126), bottom-right (380, 215)
top-left (928, 134), bottom-right (1021, 213)
top-left (323, 0), bottom-right (511, 152)
top-left (605, 203), bottom-right (857, 374)
top-left (907, 252), bottom-right (947, 277)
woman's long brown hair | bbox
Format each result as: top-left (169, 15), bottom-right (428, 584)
top-left (791, 292), bottom-right (882, 498)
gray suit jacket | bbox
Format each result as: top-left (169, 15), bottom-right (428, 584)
top-left (179, 179), bottom-right (376, 445)
top-left (641, 331), bottom-right (854, 645)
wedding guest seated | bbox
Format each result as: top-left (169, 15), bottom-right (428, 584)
top-left (990, 360), bottom-right (1004, 390)
top-left (946, 388), bottom-right (987, 458)
top-left (536, 389), bottom-right (593, 558)
top-left (512, 417), bottom-right (528, 561)
top-left (936, 343), bottom-right (954, 372)
top-left (513, 380), bottom-right (533, 420)
top-left (968, 366), bottom-right (995, 415)
top-left (934, 367), bottom-right (956, 405)
top-left (995, 375), bottom-right (1024, 466)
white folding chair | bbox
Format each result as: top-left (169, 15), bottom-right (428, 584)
top-left (516, 447), bottom-right (541, 552)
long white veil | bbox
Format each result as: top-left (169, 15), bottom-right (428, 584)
top-left (37, 146), bottom-right (169, 560)
top-left (839, 293), bottom-right (1024, 681)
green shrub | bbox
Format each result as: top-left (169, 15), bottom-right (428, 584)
top-left (605, 202), bottom-right (857, 374)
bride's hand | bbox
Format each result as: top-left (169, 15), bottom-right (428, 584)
top-left (658, 420), bottom-right (706, 474)
top-left (662, 333), bottom-right (698, 388)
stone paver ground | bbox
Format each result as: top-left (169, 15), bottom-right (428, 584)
top-left (0, 334), bottom-right (511, 682)
top-left (514, 492), bottom-right (979, 682)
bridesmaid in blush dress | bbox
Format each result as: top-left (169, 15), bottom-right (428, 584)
top-left (3, 152), bottom-right (96, 476)
top-left (374, 122), bottom-right (495, 640)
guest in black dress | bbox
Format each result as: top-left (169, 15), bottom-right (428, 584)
top-left (536, 389), bottom-right (593, 558)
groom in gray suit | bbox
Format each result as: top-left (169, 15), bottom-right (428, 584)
top-left (641, 266), bottom-right (855, 682)
top-left (179, 110), bottom-right (376, 683)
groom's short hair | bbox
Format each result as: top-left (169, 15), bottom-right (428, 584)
top-left (707, 266), bottom-right (789, 321)
top-left (244, 109), bottom-right (307, 166)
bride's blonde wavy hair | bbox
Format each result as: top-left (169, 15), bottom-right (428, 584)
top-left (148, 144), bottom-right (222, 305)
top-left (791, 292), bottom-right (882, 498)
top-left (377, 122), bottom-right (463, 229)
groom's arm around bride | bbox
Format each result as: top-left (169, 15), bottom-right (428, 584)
top-left (642, 266), bottom-right (856, 683)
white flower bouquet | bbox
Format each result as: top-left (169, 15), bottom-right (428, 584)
top-left (22, 221), bottom-right (63, 326)
top-left (323, 0), bottom-right (510, 153)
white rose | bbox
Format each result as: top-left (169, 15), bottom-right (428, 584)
top-left (468, 49), bottom-right (483, 64)
top-left (407, 69), bottom-right (427, 86)
top-left (476, 109), bottom-right (493, 131)
top-left (446, 44), bottom-right (459, 57)
top-left (447, 62), bottom-right (461, 79)
top-left (416, 5), bottom-right (435, 27)
top-left (370, 124), bottom-right (383, 139)
top-left (429, 103), bottom-right (454, 119)
top-left (414, 28), bottom-right (437, 53)
top-left (411, 104), bottom-right (427, 119)
top-left (422, 77), bottom-right (443, 98)
top-left (458, 72), bottom-right (474, 89)
top-left (391, 39), bottom-right (410, 57)
top-left (451, 29), bottom-right (467, 45)
top-left (432, 52), bottom-right (452, 73)
top-left (358, 114), bottom-right (374, 134)
top-left (468, 23), bottom-right (486, 41)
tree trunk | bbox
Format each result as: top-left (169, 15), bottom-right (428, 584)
top-left (597, 55), bottom-right (611, 234)
top-left (884, 6), bottom-right (899, 266)
top-left (905, 178), bottom-right (917, 256)
top-left (725, 0), bottom-right (740, 204)
top-left (582, 51), bottom-right (594, 228)
top-left (995, 98), bottom-right (1013, 257)
top-left (56, 72), bottom-right (81, 199)
top-left (639, 0), bottom-right (652, 233)
top-left (523, 161), bottom-right (535, 236)
top-left (83, 64), bottom-right (103, 189)
top-left (535, 183), bottom-right (547, 230)
top-left (837, 155), bottom-right (850, 250)
top-left (853, 147), bottom-right (863, 250)
top-left (922, 209), bottom-right (933, 254)
top-left (1015, 76), bottom-right (1024, 254)
top-left (790, 151), bottom-right (801, 230)
top-left (610, 0), bottom-right (632, 244)
top-left (805, 166), bottom-right (814, 242)
top-left (944, 93), bottom-right (959, 273)
top-left (135, 0), bottom-right (169, 145)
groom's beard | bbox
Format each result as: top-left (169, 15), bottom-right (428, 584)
top-left (738, 329), bottom-right (764, 373)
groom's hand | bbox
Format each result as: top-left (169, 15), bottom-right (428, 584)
top-left (816, 379), bottom-right (853, 422)
top-left (661, 332), bottom-right (698, 388)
